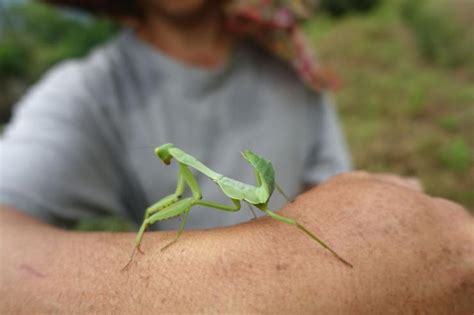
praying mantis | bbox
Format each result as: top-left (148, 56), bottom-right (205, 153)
top-left (123, 143), bottom-right (352, 270)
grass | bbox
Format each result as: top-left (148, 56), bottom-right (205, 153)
top-left (305, 0), bottom-right (474, 211)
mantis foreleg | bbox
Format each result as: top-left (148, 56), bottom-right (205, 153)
top-left (144, 170), bottom-right (185, 220)
top-left (156, 165), bottom-right (203, 252)
top-left (138, 164), bottom-right (202, 249)
top-left (122, 165), bottom-right (196, 270)
top-left (180, 164), bottom-right (202, 199)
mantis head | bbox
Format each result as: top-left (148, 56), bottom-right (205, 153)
top-left (155, 143), bottom-right (175, 165)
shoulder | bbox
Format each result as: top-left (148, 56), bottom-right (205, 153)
top-left (12, 31), bottom-right (131, 122)
top-left (33, 31), bottom-right (127, 100)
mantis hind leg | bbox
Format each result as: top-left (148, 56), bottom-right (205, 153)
top-left (261, 207), bottom-right (353, 268)
top-left (195, 198), bottom-right (241, 212)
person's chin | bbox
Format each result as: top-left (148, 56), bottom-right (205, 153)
top-left (148, 0), bottom-right (215, 20)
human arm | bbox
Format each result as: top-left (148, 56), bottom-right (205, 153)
top-left (1, 172), bottom-right (473, 314)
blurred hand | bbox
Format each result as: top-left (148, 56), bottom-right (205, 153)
top-left (303, 171), bottom-right (423, 192)
top-left (282, 171), bottom-right (474, 313)
top-left (333, 170), bottom-right (424, 191)
top-left (369, 171), bottom-right (423, 191)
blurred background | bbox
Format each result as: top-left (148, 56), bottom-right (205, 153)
top-left (0, 0), bottom-right (472, 230)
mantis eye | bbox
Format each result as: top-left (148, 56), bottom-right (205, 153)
top-left (155, 143), bottom-right (174, 165)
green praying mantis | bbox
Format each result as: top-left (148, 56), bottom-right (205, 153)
top-left (123, 143), bottom-right (352, 270)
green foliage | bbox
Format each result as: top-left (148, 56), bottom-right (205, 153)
top-left (0, 1), bottom-right (117, 122)
top-left (438, 139), bottom-right (472, 173)
top-left (319, 0), bottom-right (382, 17)
top-left (0, 37), bottom-right (31, 78)
top-left (1, 2), bottom-right (117, 77)
top-left (438, 115), bottom-right (460, 132)
top-left (400, 0), bottom-right (473, 69)
top-left (307, 0), bottom-right (474, 210)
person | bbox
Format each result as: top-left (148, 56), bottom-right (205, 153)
top-left (0, 0), bottom-right (351, 229)
top-left (1, 1), bottom-right (473, 313)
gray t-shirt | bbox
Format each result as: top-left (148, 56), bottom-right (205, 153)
top-left (0, 30), bottom-right (351, 229)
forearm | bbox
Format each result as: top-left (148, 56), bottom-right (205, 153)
top-left (0, 206), bottom-right (346, 313)
top-left (1, 173), bottom-right (473, 314)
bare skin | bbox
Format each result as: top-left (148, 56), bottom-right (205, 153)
top-left (135, 0), bottom-right (235, 68)
top-left (1, 172), bottom-right (473, 313)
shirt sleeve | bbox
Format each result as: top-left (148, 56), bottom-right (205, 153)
top-left (303, 93), bottom-right (352, 184)
top-left (0, 61), bottom-right (127, 223)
